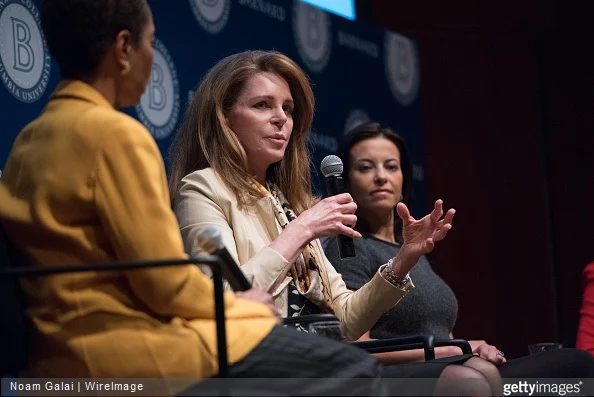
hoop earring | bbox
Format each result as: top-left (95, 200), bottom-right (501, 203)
top-left (120, 60), bottom-right (130, 75)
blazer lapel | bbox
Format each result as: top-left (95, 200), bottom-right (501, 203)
top-left (253, 195), bottom-right (281, 242)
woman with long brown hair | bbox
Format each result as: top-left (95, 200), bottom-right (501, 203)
top-left (169, 50), bottom-right (505, 394)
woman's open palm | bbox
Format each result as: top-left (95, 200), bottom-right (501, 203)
top-left (397, 199), bottom-right (455, 255)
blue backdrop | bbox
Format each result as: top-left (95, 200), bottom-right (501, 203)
top-left (0, 0), bottom-right (426, 213)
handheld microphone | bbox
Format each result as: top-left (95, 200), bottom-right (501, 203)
top-left (196, 226), bottom-right (252, 291)
top-left (320, 155), bottom-right (355, 258)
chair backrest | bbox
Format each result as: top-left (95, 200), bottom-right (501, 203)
top-left (0, 223), bottom-right (30, 377)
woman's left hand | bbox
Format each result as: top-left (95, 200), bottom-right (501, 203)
top-left (397, 199), bottom-right (455, 256)
top-left (469, 340), bottom-right (507, 366)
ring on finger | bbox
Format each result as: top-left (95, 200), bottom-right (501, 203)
top-left (496, 350), bottom-right (505, 357)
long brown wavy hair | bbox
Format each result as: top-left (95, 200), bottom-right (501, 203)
top-left (168, 50), bottom-right (316, 214)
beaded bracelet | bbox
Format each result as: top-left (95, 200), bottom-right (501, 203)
top-left (382, 258), bottom-right (411, 288)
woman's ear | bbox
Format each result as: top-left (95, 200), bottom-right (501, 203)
top-left (114, 30), bottom-right (132, 74)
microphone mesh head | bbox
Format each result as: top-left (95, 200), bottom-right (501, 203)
top-left (195, 225), bottom-right (223, 254)
top-left (320, 155), bottom-right (343, 177)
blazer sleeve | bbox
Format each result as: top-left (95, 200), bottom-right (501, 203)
top-left (173, 171), bottom-right (290, 294)
top-left (95, 120), bottom-right (270, 320)
top-left (316, 239), bottom-right (414, 341)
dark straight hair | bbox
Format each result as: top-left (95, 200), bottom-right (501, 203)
top-left (337, 122), bottom-right (413, 244)
top-left (41, 0), bottom-right (150, 79)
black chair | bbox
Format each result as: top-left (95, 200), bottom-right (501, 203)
top-left (283, 314), bottom-right (472, 361)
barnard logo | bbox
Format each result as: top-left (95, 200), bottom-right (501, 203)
top-left (189, 0), bottom-right (230, 34)
top-left (343, 108), bottom-right (370, 135)
top-left (292, 0), bottom-right (331, 73)
top-left (384, 32), bottom-right (420, 106)
top-left (0, 0), bottom-right (51, 103)
top-left (135, 39), bottom-right (179, 140)
top-left (238, 0), bottom-right (285, 22)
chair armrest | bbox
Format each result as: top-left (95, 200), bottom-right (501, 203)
top-left (435, 338), bottom-right (472, 355)
top-left (281, 318), bottom-right (471, 361)
top-left (281, 313), bottom-right (339, 326)
top-left (282, 314), bottom-right (439, 361)
top-left (352, 334), bottom-right (436, 361)
top-left (1, 256), bottom-right (219, 277)
top-left (355, 337), bottom-right (473, 360)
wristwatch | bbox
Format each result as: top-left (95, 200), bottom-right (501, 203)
top-left (383, 258), bottom-right (411, 288)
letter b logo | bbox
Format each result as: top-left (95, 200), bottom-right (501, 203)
top-left (148, 64), bottom-right (166, 111)
top-left (396, 40), bottom-right (410, 83)
top-left (306, 10), bottom-right (321, 50)
top-left (385, 32), bottom-right (419, 106)
top-left (293, 1), bottom-right (331, 73)
top-left (136, 39), bottom-right (179, 139)
top-left (0, 1), bottom-right (50, 102)
top-left (11, 17), bottom-right (34, 72)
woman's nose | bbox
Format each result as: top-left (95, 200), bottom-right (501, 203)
top-left (271, 107), bottom-right (287, 127)
top-left (374, 168), bottom-right (387, 183)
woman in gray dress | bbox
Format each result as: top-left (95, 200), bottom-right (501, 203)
top-left (324, 121), bottom-right (594, 377)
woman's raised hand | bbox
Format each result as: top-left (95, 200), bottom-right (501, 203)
top-left (397, 199), bottom-right (455, 256)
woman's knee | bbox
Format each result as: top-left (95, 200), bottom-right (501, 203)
top-left (436, 365), bottom-right (493, 396)
top-left (464, 357), bottom-right (502, 381)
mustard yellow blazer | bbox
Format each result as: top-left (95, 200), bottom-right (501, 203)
top-left (0, 81), bottom-right (276, 380)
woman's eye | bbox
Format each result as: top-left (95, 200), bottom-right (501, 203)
top-left (283, 105), bottom-right (293, 115)
top-left (357, 165), bottom-right (372, 172)
top-left (255, 102), bottom-right (268, 109)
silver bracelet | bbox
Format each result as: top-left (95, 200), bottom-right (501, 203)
top-left (383, 258), bottom-right (410, 288)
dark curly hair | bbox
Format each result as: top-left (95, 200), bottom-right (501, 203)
top-left (337, 122), bottom-right (413, 244)
top-left (41, 0), bottom-right (150, 79)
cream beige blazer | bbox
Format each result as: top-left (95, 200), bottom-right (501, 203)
top-left (173, 168), bottom-right (414, 340)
